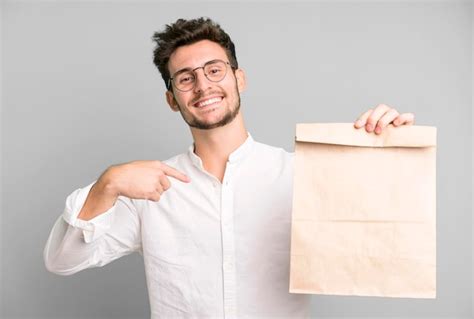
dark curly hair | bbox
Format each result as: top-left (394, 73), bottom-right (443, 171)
top-left (152, 17), bottom-right (239, 91)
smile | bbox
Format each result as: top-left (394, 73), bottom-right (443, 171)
top-left (194, 97), bottom-right (223, 108)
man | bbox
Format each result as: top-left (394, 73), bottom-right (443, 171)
top-left (44, 17), bottom-right (415, 318)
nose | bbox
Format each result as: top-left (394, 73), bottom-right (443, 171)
top-left (193, 68), bottom-right (212, 94)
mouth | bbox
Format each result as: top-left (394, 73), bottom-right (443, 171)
top-left (193, 96), bottom-right (224, 109)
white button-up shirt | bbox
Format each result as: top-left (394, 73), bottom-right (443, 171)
top-left (44, 133), bottom-right (311, 318)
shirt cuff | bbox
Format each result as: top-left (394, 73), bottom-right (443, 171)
top-left (62, 181), bottom-right (116, 243)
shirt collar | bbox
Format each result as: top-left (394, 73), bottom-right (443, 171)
top-left (187, 132), bottom-right (255, 169)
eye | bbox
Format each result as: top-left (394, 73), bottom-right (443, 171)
top-left (179, 74), bottom-right (194, 84)
top-left (209, 67), bottom-right (222, 74)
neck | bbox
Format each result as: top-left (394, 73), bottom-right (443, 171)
top-left (189, 111), bottom-right (248, 182)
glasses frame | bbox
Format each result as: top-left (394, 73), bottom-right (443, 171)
top-left (167, 59), bottom-right (236, 92)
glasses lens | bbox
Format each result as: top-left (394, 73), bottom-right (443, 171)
top-left (174, 71), bottom-right (195, 91)
top-left (204, 61), bottom-right (227, 82)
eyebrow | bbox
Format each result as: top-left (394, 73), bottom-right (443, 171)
top-left (173, 59), bottom-right (223, 76)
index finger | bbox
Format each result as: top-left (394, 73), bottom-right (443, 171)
top-left (160, 163), bottom-right (191, 183)
top-left (354, 109), bottom-right (373, 128)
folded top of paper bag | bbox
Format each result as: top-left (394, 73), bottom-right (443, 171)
top-left (295, 123), bottom-right (437, 148)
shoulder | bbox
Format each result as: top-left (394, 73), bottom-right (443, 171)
top-left (161, 150), bottom-right (190, 169)
top-left (245, 140), bottom-right (295, 184)
top-left (253, 141), bottom-right (294, 161)
top-left (249, 141), bottom-right (295, 176)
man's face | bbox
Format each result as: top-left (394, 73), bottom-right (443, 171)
top-left (165, 40), bottom-right (246, 130)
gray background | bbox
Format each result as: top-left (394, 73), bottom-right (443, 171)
top-left (1, 1), bottom-right (472, 318)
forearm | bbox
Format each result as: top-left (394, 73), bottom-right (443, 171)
top-left (77, 174), bottom-right (118, 221)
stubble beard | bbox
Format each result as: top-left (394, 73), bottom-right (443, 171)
top-left (176, 88), bottom-right (241, 130)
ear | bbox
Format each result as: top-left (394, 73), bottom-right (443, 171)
top-left (234, 68), bottom-right (247, 93)
top-left (166, 90), bottom-right (180, 112)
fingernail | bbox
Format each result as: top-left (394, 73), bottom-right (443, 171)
top-left (375, 127), bottom-right (381, 134)
top-left (355, 120), bottom-right (362, 127)
top-left (366, 124), bottom-right (373, 131)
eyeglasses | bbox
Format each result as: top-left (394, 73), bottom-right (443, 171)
top-left (168, 59), bottom-right (236, 92)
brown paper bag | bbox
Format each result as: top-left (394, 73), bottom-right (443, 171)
top-left (289, 123), bottom-right (436, 298)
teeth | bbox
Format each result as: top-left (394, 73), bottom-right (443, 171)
top-left (196, 97), bottom-right (222, 107)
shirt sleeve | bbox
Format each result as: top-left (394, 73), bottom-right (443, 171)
top-left (61, 181), bottom-right (115, 244)
top-left (43, 182), bottom-right (142, 276)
